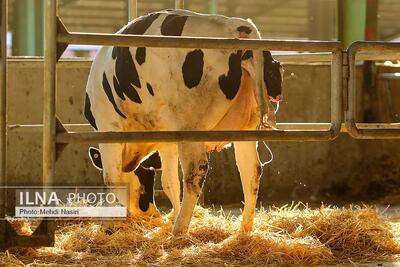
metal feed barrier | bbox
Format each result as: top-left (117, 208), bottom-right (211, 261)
top-left (0, 0), bottom-right (399, 249)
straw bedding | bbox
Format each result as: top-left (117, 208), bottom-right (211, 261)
top-left (2, 203), bottom-right (400, 266)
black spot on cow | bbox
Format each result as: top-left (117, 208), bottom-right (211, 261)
top-left (110, 13), bottom-right (161, 104)
top-left (237, 26), bottom-right (252, 34)
top-left (102, 72), bottom-right (127, 119)
top-left (135, 165), bottom-right (156, 212)
top-left (218, 51), bottom-right (242, 100)
top-left (112, 76), bottom-right (125, 100)
top-left (136, 47), bottom-right (146, 65)
top-left (242, 50), bottom-right (253, 60)
top-left (131, 151), bottom-right (160, 212)
top-left (112, 47), bottom-right (142, 103)
top-left (146, 83), bottom-right (154, 96)
top-left (140, 152), bottom-right (161, 169)
top-left (263, 51), bottom-right (282, 98)
top-left (84, 93), bottom-right (98, 130)
top-left (88, 147), bottom-right (102, 169)
top-left (161, 14), bottom-right (188, 36)
top-left (182, 49), bottom-right (204, 88)
top-left (121, 12), bottom-right (161, 36)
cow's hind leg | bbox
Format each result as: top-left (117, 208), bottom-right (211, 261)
top-left (234, 141), bottom-right (262, 232)
top-left (159, 145), bottom-right (181, 220)
top-left (173, 142), bottom-right (208, 235)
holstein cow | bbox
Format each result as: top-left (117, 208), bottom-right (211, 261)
top-left (84, 9), bottom-right (282, 234)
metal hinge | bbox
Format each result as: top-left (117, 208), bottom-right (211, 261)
top-left (342, 51), bottom-right (349, 111)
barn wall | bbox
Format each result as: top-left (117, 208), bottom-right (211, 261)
top-left (7, 59), bottom-right (400, 204)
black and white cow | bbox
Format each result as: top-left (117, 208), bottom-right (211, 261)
top-left (84, 9), bottom-right (282, 234)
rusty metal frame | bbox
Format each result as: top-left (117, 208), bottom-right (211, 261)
top-left (0, 0), bottom-right (7, 251)
top-left (346, 41), bottom-right (400, 139)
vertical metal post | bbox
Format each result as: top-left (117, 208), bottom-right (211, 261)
top-left (175, 0), bottom-right (184, 9)
top-left (331, 50), bottom-right (343, 136)
top-left (43, 0), bottom-right (57, 186)
top-left (0, 0), bottom-right (7, 251)
top-left (128, 0), bottom-right (137, 21)
top-left (363, 0), bottom-right (378, 121)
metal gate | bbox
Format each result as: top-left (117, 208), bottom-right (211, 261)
top-left (0, 0), bottom-right (399, 250)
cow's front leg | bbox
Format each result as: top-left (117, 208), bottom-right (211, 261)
top-left (159, 145), bottom-right (181, 221)
top-left (234, 141), bottom-right (262, 232)
top-left (173, 142), bottom-right (208, 235)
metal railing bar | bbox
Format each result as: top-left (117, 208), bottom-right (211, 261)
top-left (57, 32), bottom-right (342, 52)
top-left (43, 0), bottom-right (57, 185)
top-left (6, 51), bottom-right (399, 63)
top-left (377, 73), bottom-right (400, 80)
top-left (8, 123), bottom-right (400, 132)
top-left (0, 0), bottom-right (7, 251)
top-left (330, 51), bottom-right (342, 138)
top-left (274, 52), bottom-right (400, 62)
top-left (56, 130), bottom-right (336, 143)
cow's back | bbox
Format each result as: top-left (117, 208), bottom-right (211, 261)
top-left (86, 10), bottom-right (262, 132)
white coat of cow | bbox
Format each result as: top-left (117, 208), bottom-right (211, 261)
top-left (84, 9), bottom-right (282, 234)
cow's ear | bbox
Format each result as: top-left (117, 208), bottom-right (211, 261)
top-left (89, 147), bottom-right (103, 171)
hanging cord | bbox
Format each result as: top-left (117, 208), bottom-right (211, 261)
top-left (260, 141), bottom-right (273, 167)
top-left (258, 101), bottom-right (279, 166)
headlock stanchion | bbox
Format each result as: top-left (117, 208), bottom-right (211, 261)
top-left (0, 0), bottom-right (399, 250)
top-left (55, 22), bottom-right (344, 144)
top-left (346, 41), bottom-right (400, 139)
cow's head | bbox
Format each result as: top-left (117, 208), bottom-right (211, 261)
top-left (263, 51), bottom-right (283, 103)
top-left (88, 147), bottom-right (161, 216)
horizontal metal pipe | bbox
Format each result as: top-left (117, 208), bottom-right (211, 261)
top-left (56, 130), bottom-right (339, 143)
top-left (274, 52), bottom-right (400, 63)
top-left (58, 32), bottom-right (342, 52)
top-left (8, 123), bottom-right (400, 132)
top-left (345, 122), bottom-right (400, 139)
top-left (348, 41), bottom-right (400, 54)
top-left (8, 52), bottom-right (398, 65)
top-left (377, 73), bottom-right (400, 80)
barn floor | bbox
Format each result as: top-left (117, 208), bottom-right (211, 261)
top-left (2, 203), bottom-right (400, 266)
